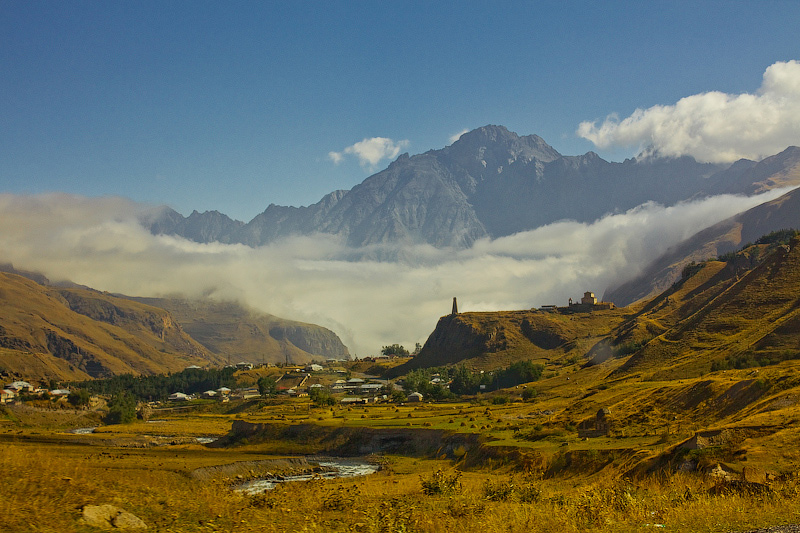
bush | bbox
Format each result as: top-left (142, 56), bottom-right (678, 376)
top-left (521, 388), bottom-right (538, 401)
top-left (421, 469), bottom-right (462, 496)
top-left (483, 479), bottom-right (515, 501)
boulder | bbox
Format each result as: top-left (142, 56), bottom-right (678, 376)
top-left (81, 504), bottom-right (148, 530)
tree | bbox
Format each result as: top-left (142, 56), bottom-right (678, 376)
top-left (68, 389), bottom-right (91, 408)
top-left (105, 392), bottom-right (136, 424)
top-left (308, 387), bottom-right (336, 407)
top-left (257, 376), bottom-right (277, 397)
top-left (381, 344), bottom-right (410, 357)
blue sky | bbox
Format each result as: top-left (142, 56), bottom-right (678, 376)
top-left (2, 1), bottom-right (800, 221)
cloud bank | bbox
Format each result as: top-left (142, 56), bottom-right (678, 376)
top-left (578, 60), bottom-right (800, 163)
top-left (329, 137), bottom-right (410, 168)
top-left (0, 190), bottom-right (791, 357)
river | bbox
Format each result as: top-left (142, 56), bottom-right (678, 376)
top-left (235, 458), bottom-right (379, 494)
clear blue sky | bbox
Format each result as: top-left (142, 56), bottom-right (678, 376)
top-left (2, 0), bottom-right (799, 221)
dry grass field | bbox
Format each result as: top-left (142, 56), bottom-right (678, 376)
top-left (4, 379), bottom-right (800, 533)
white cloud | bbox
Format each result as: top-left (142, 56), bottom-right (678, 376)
top-left (577, 60), bottom-right (800, 163)
top-left (329, 137), bottom-right (410, 169)
top-left (0, 190), bottom-right (791, 358)
top-left (449, 129), bottom-right (469, 145)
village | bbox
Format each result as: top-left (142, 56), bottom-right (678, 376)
top-left (1, 356), bottom-right (424, 409)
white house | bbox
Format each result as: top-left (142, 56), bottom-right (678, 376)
top-left (1, 389), bottom-right (15, 403)
top-left (7, 381), bottom-right (34, 393)
top-left (305, 364), bottom-right (324, 372)
top-left (168, 392), bottom-right (190, 401)
top-left (201, 390), bottom-right (218, 399)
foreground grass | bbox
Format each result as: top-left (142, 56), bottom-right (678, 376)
top-left (3, 430), bottom-right (800, 533)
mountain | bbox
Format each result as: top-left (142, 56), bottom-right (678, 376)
top-left (127, 297), bottom-right (350, 365)
top-left (387, 306), bottom-right (628, 378)
top-left (0, 268), bottom-right (349, 383)
top-left (608, 234), bottom-right (800, 380)
top-left (605, 178), bottom-right (800, 306)
top-left (399, 234), bottom-right (800, 383)
top-left (145, 126), bottom-right (800, 249)
top-left (0, 271), bottom-right (220, 381)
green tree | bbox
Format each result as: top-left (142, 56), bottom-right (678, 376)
top-left (67, 389), bottom-right (91, 407)
top-left (381, 344), bottom-right (410, 357)
top-left (257, 376), bottom-right (278, 397)
top-left (308, 387), bottom-right (336, 407)
top-left (105, 392), bottom-right (136, 424)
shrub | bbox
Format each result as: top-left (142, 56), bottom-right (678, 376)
top-left (521, 388), bottom-right (538, 401)
top-left (483, 478), bottom-right (515, 501)
top-left (420, 469), bottom-right (462, 496)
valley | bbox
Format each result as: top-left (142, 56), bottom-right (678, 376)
top-left (5, 234), bottom-right (800, 531)
top-left (3, 129), bottom-right (800, 531)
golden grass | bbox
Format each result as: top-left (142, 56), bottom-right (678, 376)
top-left (4, 434), bottom-right (800, 533)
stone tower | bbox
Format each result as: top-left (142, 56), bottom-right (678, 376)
top-left (452, 297), bottom-right (458, 315)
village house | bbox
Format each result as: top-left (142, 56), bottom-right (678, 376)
top-left (6, 381), bottom-right (34, 393)
top-left (168, 392), bottom-right (190, 401)
top-left (232, 387), bottom-right (260, 400)
top-left (1, 389), bottom-right (15, 403)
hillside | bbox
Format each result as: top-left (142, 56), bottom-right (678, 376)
top-left (610, 235), bottom-right (800, 380)
top-left (388, 304), bottom-right (629, 378)
top-left (0, 271), bottom-right (350, 384)
top-left (605, 181), bottom-right (800, 306)
top-left (144, 126), bottom-right (800, 249)
top-left (0, 271), bottom-right (220, 382)
top-left (128, 297), bottom-right (350, 365)
top-left (406, 235), bottom-right (800, 380)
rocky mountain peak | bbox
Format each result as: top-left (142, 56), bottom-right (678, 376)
top-left (446, 125), bottom-right (561, 167)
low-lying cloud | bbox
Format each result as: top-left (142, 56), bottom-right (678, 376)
top-left (0, 189), bottom-right (791, 356)
top-left (329, 137), bottom-right (410, 169)
top-left (578, 60), bottom-right (800, 163)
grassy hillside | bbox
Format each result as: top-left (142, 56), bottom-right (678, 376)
top-left (389, 307), bottom-right (629, 378)
top-left (614, 237), bottom-right (800, 380)
top-left (606, 184), bottom-right (800, 306)
top-left (129, 297), bottom-right (350, 365)
top-left (0, 272), bottom-right (221, 382)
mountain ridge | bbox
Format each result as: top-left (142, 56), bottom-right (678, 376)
top-left (145, 126), bottom-right (800, 249)
top-left (0, 268), bottom-right (350, 383)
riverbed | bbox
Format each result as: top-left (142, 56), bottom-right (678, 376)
top-left (235, 458), bottom-right (379, 494)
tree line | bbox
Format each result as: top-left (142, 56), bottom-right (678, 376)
top-left (402, 360), bottom-right (544, 399)
top-left (68, 367), bottom-right (238, 402)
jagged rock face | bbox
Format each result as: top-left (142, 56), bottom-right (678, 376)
top-left (387, 314), bottom-right (497, 376)
top-left (268, 324), bottom-right (350, 359)
top-left (131, 297), bottom-right (350, 364)
top-left (145, 126), bottom-right (800, 249)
